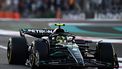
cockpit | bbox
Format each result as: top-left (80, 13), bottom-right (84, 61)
top-left (50, 23), bottom-right (75, 45)
top-left (51, 33), bottom-right (75, 45)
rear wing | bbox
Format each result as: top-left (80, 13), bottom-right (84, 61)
top-left (20, 23), bottom-right (65, 38)
top-left (20, 29), bottom-right (54, 38)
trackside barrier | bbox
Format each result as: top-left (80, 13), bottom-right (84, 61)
top-left (95, 13), bottom-right (122, 20)
top-left (0, 18), bottom-right (122, 23)
top-left (0, 11), bottom-right (20, 20)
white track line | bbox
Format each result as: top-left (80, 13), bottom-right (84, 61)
top-left (76, 36), bottom-right (122, 44)
top-left (0, 29), bottom-right (32, 37)
top-left (0, 29), bottom-right (19, 36)
top-left (0, 45), bottom-right (7, 50)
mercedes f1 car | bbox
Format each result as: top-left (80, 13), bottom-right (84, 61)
top-left (7, 24), bottom-right (119, 69)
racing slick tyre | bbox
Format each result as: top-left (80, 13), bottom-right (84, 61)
top-left (31, 39), bottom-right (49, 69)
top-left (96, 43), bottom-right (119, 69)
top-left (7, 37), bottom-right (28, 65)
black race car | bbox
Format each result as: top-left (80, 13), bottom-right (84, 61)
top-left (7, 24), bottom-right (119, 69)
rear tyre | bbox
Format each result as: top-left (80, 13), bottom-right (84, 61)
top-left (31, 39), bottom-right (49, 69)
top-left (7, 37), bottom-right (28, 65)
top-left (96, 43), bottom-right (119, 69)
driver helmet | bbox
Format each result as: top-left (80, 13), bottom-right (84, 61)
top-left (56, 35), bottom-right (66, 44)
top-left (53, 28), bottom-right (65, 34)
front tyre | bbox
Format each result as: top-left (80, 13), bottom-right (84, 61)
top-left (31, 39), bottom-right (49, 69)
top-left (96, 43), bottom-right (119, 69)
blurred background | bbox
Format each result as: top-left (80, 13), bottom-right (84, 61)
top-left (0, 0), bottom-right (121, 19)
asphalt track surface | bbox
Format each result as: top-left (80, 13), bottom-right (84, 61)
top-left (0, 20), bottom-right (122, 69)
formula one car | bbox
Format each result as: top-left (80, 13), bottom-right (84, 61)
top-left (7, 24), bottom-right (119, 69)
